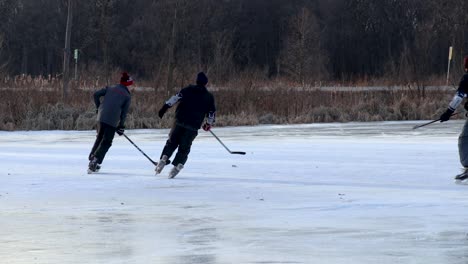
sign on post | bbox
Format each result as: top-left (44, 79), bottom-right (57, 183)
top-left (446, 46), bottom-right (453, 86)
top-left (74, 49), bottom-right (78, 80)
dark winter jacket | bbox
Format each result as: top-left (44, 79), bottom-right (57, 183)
top-left (94, 84), bottom-right (131, 128)
top-left (456, 73), bottom-right (468, 94)
top-left (165, 84), bottom-right (216, 131)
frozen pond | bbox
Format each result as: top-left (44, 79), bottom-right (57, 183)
top-left (1, 120), bottom-right (468, 264)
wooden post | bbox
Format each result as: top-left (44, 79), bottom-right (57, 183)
top-left (62, 0), bottom-right (73, 100)
top-left (446, 46), bottom-right (453, 87)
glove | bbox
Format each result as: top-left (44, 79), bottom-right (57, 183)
top-left (116, 126), bottom-right (125, 136)
top-left (158, 104), bottom-right (169, 118)
top-left (95, 109), bottom-right (98, 114)
top-left (202, 123), bottom-right (212, 131)
top-left (440, 109), bottom-right (454, 122)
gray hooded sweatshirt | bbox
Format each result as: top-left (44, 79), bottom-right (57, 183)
top-left (94, 84), bottom-right (131, 128)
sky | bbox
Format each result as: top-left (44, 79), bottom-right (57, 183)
top-left (1, 121), bottom-right (468, 264)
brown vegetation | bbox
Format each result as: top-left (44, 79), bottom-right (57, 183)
top-left (0, 74), bottom-right (455, 131)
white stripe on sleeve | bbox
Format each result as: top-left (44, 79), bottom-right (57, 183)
top-left (165, 93), bottom-right (182, 107)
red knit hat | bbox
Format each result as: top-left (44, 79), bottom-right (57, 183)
top-left (120, 72), bottom-right (134, 86)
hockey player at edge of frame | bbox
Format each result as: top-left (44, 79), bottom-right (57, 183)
top-left (439, 56), bottom-right (468, 182)
top-left (155, 72), bottom-right (216, 179)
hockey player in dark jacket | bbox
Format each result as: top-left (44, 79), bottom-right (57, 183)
top-left (440, 56), bottom-right (468, 181)
top-left (88, 72), bottom-right (133, 173)
top-left (156, 72), bottom-right (216, 178)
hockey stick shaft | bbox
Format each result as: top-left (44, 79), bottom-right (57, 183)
top-left (412, 119), bottom-right (439, 129)
top-left (412, 112), bottom-right (459, 129)
top-left (209, 130), bottom-right (246, 155)
top-left (123, 133), bottom-right (157, 165)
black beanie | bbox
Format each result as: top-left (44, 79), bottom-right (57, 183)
top-left (196, 72), bottom-right (208, 85)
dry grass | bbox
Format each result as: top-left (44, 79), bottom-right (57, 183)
top-left (0, 75), bottom-right (456, 131)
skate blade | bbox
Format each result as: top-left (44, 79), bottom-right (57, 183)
top-left (455, 179), bottom-right (468, 185)
top-left (168, 172), bottom-right (179, 179)
top-left (155, 167), bottom-right (164, 175)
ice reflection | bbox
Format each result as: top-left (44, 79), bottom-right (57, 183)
top-left (176, 254), bottom-right (217, 264)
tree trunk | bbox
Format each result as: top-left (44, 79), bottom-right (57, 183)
top-left (166, 7), bottom-right (178, 92)
top-left (62, 0), bottom-right (73, 100)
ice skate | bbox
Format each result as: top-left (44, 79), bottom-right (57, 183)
top-left (88, 154), bottom-right (101, 172)
top-left (155, 155), bottom-right (168, 175)
top-left (455, 168), bottom-right (468, 183)
top-left (87, 157), bottom-right (99, 174)
top-left (168, 163), bottom-right (184, 179)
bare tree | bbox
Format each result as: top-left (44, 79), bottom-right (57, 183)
top-left (280, 7), bottom-right (328, 86)
top-left (95, 0), bottom-right (117, 84)
top-left (2, 0), bottom-right (468, 85)
top-left (0, 34), bottom-right (7, 73)
top-left (62, 0), bottom-right (73, 99)
top-left (209, 29), bottom-right (236, 82)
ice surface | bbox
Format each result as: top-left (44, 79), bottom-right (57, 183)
top-left (1, 120), bottom-right (468, 264)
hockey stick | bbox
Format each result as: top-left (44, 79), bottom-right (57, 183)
top-left (209, 130), bottom-right (246, 155)
top-left (122, 133), bottom-right (157, 165)
top-left (412, 112), bottom-right (459, 130)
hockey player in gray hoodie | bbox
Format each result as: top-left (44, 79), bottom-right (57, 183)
top-left (88, 72), bottom-right (133, 173)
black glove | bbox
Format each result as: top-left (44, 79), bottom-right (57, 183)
top-left (116, 126), bottom-right (125, 136)
top-left (158, 104), bottom-right (169, 118)
top-left (95, 109), bottom-right (98, 114)
top-left (440, 109), bottom-right (454, 122)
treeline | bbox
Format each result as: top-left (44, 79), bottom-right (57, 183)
top-left (1, 0), bottom-right (468, 87)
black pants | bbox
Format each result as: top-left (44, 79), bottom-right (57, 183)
top-left (161, 125), bottom-right (198, 166)
top-left (89, 122), bottom-right (116, 164)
